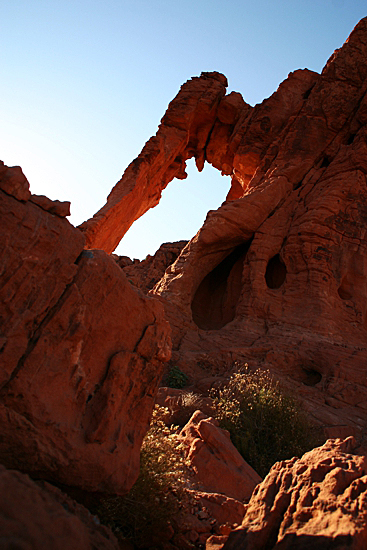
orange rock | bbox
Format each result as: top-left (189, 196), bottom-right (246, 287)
top-left (179, 411), bottom-right (261, 501)
top-left (116, 240), bottom-right (188, 293)
top-left (0, 161), bottom-right (31, 201)
top-left (0, 464), bottom-right (119, 549)
top-left (221, 437), bottom-right (367, 550)
top-left (0, 188), bottom-right (171, 493)
top-left (150, 17), bottom-right (367, 439)
top-left (79, 73), bottom-right (227, 253)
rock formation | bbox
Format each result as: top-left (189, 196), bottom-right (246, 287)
top-left (179, 410), bottom-right (262, 501)
top-left (2, 14), bottom-right (367, 550)
top-left (116, 240), bottom-right (187, 293)
top-left (79, 73), bottom-right (228, 253)
top-left (0, 464), bottom-right (119, 550)
top-left (0, 162), bottom-right (171, 493)
top-left (80, 17), bottom-right (367, 441)
top-left (215, 437), bottom-right (367, 550)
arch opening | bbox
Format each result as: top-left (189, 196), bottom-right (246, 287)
top-left (265, 254), bottom-right (287, 289)
top-left (191, 239), bottom-right (252, 331)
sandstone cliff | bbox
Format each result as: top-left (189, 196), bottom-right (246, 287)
top-left (92, 17), bottom-right (367, 443)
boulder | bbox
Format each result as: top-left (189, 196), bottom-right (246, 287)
top-left (0, 464), bottom-right (119, 550)
top-left (220, 437), bottom-right (367, 550)
top-left (0, 184), bottom-right (171, 493)
top-left (179, 411), bottom-right (261, 501)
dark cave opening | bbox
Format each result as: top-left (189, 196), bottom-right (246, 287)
top-left (300, 367), bottom-right (322, 386)
top-left (265, 254), bottom-right (287, 289)
top-left (191, 239), bottom-right (252, 330)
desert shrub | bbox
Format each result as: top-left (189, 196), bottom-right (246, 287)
top-left (212, 365), bottom-right (322, 478)
top-left (97, 405), bottom-right (191, 548)
top-left (166, 365), bottom-right (188, 389)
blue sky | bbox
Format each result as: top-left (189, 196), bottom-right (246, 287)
top-left (1, 1), bottom-right (366, 258)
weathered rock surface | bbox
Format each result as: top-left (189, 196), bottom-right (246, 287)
top-left (179, 411), bottom-right (262, 501)
top-left (0, 464), bottom-right (119, 550)
top-left (149, 17), bottom-right (367, 440)
top-left (79, 72), bottom-right (228, 253)
top-left (116, 240), bottom-right (187, 293)
top-left (0, 171), bottom-right (171, 493)
top-left (218, 437), bottom-right (367, 550)
top-left (78, 17), bottom-right (367, 440)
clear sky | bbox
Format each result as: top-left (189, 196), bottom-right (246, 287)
top-left (1, 1), bottom-right (366, 259)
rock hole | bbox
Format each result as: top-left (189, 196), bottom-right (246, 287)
top-left (86, 394), bottom-right (93, 403)
top-left (191, 239), bottom-right (252, 330)
top-left (303, 87), bottom-right (313, 99)
top-left (320, 155), bottom-right (330, 168)
top-left (338, 276), bottom-right (353, 300)
top-left (293, 181), bottom-right (302, 190)
top-left (301, 367), bottom-right (322, 386)
top-left (347, 133), bottom-right (356, 145)
top-left (265, 254), bottom-right (287, 289)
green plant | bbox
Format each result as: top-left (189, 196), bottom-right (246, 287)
top-left (211, 365), bottom-right (323, 478)
top-left (97, 405), bottom-right (191, 548)
top-left (166, 365), bottom-right (188, 389)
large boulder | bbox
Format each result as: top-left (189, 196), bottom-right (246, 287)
top-left (179, 411), bottom-right (261, 501)
top-left (0, 464), bottom-right (119, 550)
top-left (218, 437), bottom-right (367, 550)
top-left (0, 171), bottom-right (171, 493)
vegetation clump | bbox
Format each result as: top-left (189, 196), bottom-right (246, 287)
top-left (212, 364), bottom-right (322, 478)
top-left (165, 365), bottom-right (188, 388)
top-left (97, 405), bottom-right (191, 548)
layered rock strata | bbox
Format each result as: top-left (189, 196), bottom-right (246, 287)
top-left (0, 164), bottom-right (171, 493)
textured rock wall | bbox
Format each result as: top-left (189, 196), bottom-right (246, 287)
top-left (219, 437), bottom-right (367, 550)
top-left (76, 18), bottom-right (367, 440)
top-left (150, 17), bottom-right (367, 439)
top-left (0, 164), bottom-right (171, 494)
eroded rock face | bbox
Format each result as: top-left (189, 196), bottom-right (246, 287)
top-left (219, 437), bottom-right (367, 550)
top-left (150, 17), bottom-right (367, 439)
top-left (79, 72), bottom-right (228, 253)
top-left (0, 464), bottom-right (119, 550)
top-left (179, 411), bottom-right (262, 501)
top-left (0, 173), bottom-right (171, 493)
top-left (115, 240), bottom-right (188, 293)
top-left (77, 18), bottom-right (367, 439)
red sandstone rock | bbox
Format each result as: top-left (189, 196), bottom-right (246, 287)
top-left (0, 161), bottom-right (31, 201)
top-left (0, 188), bottom-right (171, 493)
top-left (0, 464), bottom-right (118, 550)
top-left (189, 490), bottom-right (246, 531)
top-left (179, 411), bottom-right (261, 501)
top-left (149, 17), bottom-right (367, 440)
top-left (30, 193), bottom-right (71, 217)
top-left (79, 73), bottom-right (227, 252)
top-left (116, 240), bottom-right (188, 293)
top-left (219, 437), bottom-right (367, 550)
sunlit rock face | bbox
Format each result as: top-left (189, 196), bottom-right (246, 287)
top-left (148, 17), bottom-right (367, 440)
top-left (0, 165), bottom-right (171, 494)
top-left (220, 437), bottom-right (367, 550)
